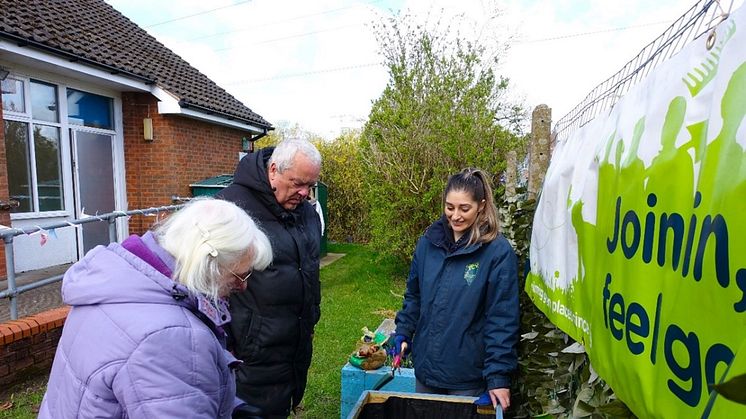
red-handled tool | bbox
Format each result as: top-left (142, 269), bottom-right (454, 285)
top-left (391, 353), bottom-right (402, 374)
top-left (393, 340), bottom-right (408, 375)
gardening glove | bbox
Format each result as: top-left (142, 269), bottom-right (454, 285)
top-left (473, 392), bottom-right (491, 407)
top-left (475, 390), bottom-right (506, 418)
top-left (393, 334), bottom-right (411, 359)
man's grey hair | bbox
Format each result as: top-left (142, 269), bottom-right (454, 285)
top-left (268, 139), bottom-right (322, 173)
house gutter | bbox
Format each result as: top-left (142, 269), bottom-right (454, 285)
top-left (177, 99), bottom-right (274, 133)
top-left (245, 130), bottom-right (269, 152)
top-left (251, 131), bottom-right (269, 142)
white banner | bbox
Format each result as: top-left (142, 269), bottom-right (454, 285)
top-left (528, 5), bottom-right (746, 418)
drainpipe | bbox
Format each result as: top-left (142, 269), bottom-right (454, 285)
top-left (248, 130), bottom-right (269, 152)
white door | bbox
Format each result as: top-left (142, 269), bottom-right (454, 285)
top-left (70, 130), bottom-right (116, 257)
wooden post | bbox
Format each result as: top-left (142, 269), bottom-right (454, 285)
top-left (528, 105), bottom-right (552, 200)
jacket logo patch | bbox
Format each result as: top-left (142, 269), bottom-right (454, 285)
top-left (464, 263), bottom-right (479, 285)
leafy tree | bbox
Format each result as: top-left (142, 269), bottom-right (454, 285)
top-left (253, 123), bottom-right (369, 243)
top-left (361, 11), bottom-right (526, 261)
top-left (253, 131), bottom-right (280, 150)
top-left (315, 130), bottom-right (370, 243)
top-left (254, 121), bottom-right (322, 150)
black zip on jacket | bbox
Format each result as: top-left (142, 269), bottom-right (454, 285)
top-left (216, 148), bottom-right (321, 417)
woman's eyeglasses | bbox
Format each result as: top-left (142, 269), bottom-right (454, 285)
top-left (228, 268), bottom-right (253, 283)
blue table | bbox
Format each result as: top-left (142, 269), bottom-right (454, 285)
top-left (340, 363), bottom-right (415, 418)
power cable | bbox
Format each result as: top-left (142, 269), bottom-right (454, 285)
top-left (224, 62), bottom-right (382, 84)
top-left (213, 23), bottom-right (362, 51)
top-left (143, 0), bottom-right (253, 28)
top-left (516, 20), bottom-right (670, 44)
top-left (187, 0), bottom-right (384, 41)
top-left (217, 20), bottom-right (674, 84)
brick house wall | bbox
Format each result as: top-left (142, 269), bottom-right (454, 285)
top-left (0, 98), bottom-right (8, 278)
top-left (0, 307), bottom-right (69, 387)
top-left (122, 92), bottom-right (249, 234)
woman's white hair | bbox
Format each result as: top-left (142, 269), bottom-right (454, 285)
top-left (268, 139), bottom-right (321, 173)
top-left (154, 198), bottom-right (272, 300)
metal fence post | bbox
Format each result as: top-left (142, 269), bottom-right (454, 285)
top-left (3, 234), bottom-right (18, 320)
top-left (108, 215), bottom-right (118, 244)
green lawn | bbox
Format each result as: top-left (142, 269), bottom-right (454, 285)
top-left (300, 242), bottom-right (407, 418)
top-left (0, 374), bottom-right (46, 418)
top-left (0, 242), bottom-right (408, 419)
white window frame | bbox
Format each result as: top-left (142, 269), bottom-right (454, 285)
top-left (3, 73), bottom-right (124, 228)
top-left (3, 77), bottom-right (68, 219)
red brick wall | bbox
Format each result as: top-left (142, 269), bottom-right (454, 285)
top-left (121, 93), bottom-right (249, 234)
top-left (0, 97), bottom-right (8, 278)
top-left (0, 307), bottom-right (69, 386)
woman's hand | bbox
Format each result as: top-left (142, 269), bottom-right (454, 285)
top-left (393, 334), bottom-right (410, 358)
top-left (489, 388), bottom-right (510, 410)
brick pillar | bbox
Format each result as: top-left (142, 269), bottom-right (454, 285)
top-left (0, 96), bottom-right (8, 278)
top-left (528, 105), bottom-right (552, 200)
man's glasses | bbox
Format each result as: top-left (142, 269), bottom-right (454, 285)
top-left (229, 268), bottom-right (253, 283)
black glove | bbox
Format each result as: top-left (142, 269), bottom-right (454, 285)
top-left (232, 403), bottom-right (263, 419)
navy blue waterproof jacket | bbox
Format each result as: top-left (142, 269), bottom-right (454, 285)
top-left (395, 217), bottom-right (520, 390)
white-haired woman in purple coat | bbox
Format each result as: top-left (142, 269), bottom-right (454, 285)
top-left (39, 198), bottom-right (272, 418)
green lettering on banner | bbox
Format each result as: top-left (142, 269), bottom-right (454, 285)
top-left (526, 12), bottom-right (746, 419)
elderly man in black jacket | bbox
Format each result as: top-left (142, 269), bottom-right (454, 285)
top-left (217, 139), bottom-right (322, 418)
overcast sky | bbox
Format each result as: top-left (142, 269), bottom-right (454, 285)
top-left (105, 0), bottom-right (743, 139)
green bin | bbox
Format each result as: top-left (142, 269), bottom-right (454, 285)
top-left (190, 174), bottom-right (234, 197)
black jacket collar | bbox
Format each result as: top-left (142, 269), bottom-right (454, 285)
top-left (231, 147), bottom-right (303, 223)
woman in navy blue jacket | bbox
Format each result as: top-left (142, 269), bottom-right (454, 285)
top-left (394, 168), bottom-right (520, 410)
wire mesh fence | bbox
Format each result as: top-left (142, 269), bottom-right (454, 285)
top-left (553, 0), bottom-right (734, 145)
top-left (1, 204), bottom-right (183, 320)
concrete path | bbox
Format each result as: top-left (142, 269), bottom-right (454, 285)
top-left (0, 264), bottom-right (69, 323)
top-left (320, 253), bottom-right (345, 268)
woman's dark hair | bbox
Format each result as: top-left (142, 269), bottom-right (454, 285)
top-left (442, 168), bottom-right (500, 245)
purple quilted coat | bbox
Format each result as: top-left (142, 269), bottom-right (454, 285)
top-left (39, 233), bottom-right (239, 418)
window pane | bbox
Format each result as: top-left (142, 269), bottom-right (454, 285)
top-left (1, 78), bottom-right (25, 113)
top-left (31, 80), bottom-right (59, 123)
top-left (3, 121), bottom-right (32, 212)
top-left (34, 125), bottom-right (64, 211)
top-left (67, 88), bottom-right (113, 129)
